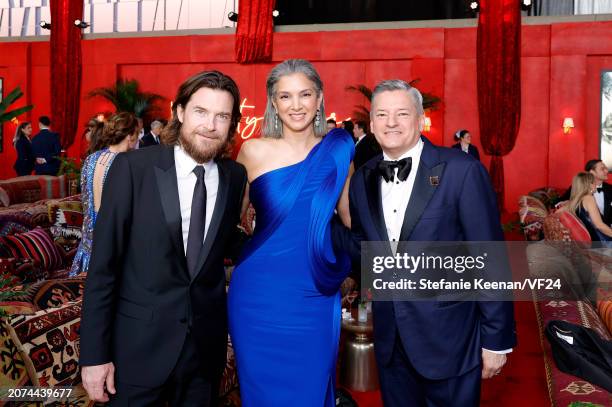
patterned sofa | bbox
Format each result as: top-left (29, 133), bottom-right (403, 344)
top-left (0, 191), bottom-right (240, 406)
top-left (0, 175), bottom-right (77, 209)
top-left (520, 188), bottom-right (612, 406)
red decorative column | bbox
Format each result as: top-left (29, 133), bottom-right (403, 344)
top-left (477, 0), bottom-right (522, 212)
top-left (50, 0), bottom-right (83, 149)
top-left (235, 0), bottom-right (276, 64)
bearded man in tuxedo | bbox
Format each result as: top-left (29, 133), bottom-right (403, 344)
top-left (80, 71), bottom-right (247, 406)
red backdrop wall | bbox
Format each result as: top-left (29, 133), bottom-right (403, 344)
top-left (2, 21), bottom-right (612, 211)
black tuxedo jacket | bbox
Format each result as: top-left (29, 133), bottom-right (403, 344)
top-left (31, 129), bottom-right (62, 175)
top-left (14, 136), bottom-right (34, 176)
top-left (545, 320), bottom-right (612, 392)
top-left (80, 145), bottom-right (247, 387)
top-left (347, 136), bottom-right (516, 380)
top-left (353, 134), bottom-right (382, 170)
top-left (561, 182), bottom-right (612, 225)
top-left (139, 131), bottom-right (160, 148)
top-left (600, 182), bottom-right (612, 225)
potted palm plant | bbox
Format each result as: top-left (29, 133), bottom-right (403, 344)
top-left (87, 78), bottom-right (164, 119)
top-left (0, 86), bottom-right (34, 153)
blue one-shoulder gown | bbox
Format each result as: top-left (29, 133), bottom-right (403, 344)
top-left (228, 129), bottom-right (354, 406)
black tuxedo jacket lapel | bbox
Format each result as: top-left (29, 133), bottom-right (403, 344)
top-left (363, 155), bottom-right (389, 242)
top-left (193, 159), bottom-right (230, 280)
top-left (603, 182), bottom-right (612, 223)
top-left (399, 137), bottom-right (446, 242)
top-left (154, 146), bottom-right (189, 280)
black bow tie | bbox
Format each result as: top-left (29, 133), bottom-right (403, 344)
top-left (377, 157), bottom-right (412, 183)
top-left (596, 186), bottom-right (603, 193)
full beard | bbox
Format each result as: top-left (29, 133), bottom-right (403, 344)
top-left (180, 131), bottom-right (227, 163)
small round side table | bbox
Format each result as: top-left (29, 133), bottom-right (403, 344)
top-left (340, 309), bottom-right (379, 392)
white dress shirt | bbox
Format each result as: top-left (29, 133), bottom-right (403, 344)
top-left (381, 139), bottom-right (423, 243)
top-left (380, 139), bottom-right (511, 355)
top-left (174, 145), bottom-right (219, 255)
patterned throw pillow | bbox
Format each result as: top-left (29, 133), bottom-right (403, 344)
top-left (0, 179), bottom-right (41, 205)
top-left (37, 175), bottom-right (67, 200)
top-left (518, 195), bottom-right (548, 224)
top-left (543, 213), bottom-right (571, 242)
top-left (0, 301), bottom-right (37, 316)
top-left (0, 320), bottom-right (30, 389)
top-left (0, 228), bottom-right (63, 271)
top-left (556, 211), bottom-right (591, 242)
top-left (0, 281), bottom-right (46, 304)
top-left (0, 212), bottom-right (34, 237)
top-left (518, 195), bottom-right (548, 241)
top-left (6, 301), bottom-right (82, 387)
top-left (597, 288), bottom-right (612, 335)
top-left (0, 187), bottom-right (9, 207)
top-left (0, 257), bottom-right (46, 286)
top-left (529, 187), bottom-right (563, 209)
top-left (31, 277), bottom-right (85, 310)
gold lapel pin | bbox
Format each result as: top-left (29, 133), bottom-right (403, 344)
top-left (429, 176), bottom-right (440, 186)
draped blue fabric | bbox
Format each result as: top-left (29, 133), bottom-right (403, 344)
top-left (228, 129), bottom-right (354, 406)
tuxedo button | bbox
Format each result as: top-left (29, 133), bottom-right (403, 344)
top-left (393, 209), bottom-right (397, 213)
top-left (396, 182), bottom-right (399, 184)
top-left (179, 318), bottom-right (187, 324)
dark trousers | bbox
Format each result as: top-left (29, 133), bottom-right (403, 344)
top-left (378, 334), bottom-right (481, 407)
top-left (109, 333), bottom-right (218, 407)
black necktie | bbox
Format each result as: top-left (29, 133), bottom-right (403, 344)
top-left (186, 166), bottom-right (207, 278)
top-left (377, 157), bottom-right (412, 183)
top-left (596, 186), bottom-right (603, 193)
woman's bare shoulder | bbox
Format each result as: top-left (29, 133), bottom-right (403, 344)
top-left (239, 138), bottom-right (280, 161)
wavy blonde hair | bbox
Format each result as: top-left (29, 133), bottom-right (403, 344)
top-left (566, 172), bottom-right (595, 214)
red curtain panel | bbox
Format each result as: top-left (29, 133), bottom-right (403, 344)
top-left (50, 0), bottom-right (83, 149)
top-left (477, 0), bottom-right (522, 212)
top-left (235, 0), bottom-right (276, 63)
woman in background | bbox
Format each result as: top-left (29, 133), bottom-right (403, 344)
top-left (566, 172), bottom-right (612, 247)
top-left (80, 118), bottom-right (103, 159)
top-left (70, 112), bottom-right (138, 276)
top-left (13, 122), bottom-right (34, 176)
top-left (452, 129), bottom-right (480, 161)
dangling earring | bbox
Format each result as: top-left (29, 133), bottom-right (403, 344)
top-left (314, 109), bottom-right (321, 127)
top-left (274, 111), bottom-right (279, 131)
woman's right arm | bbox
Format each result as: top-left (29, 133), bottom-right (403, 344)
top-left (583, 195), bottom-right (612, 237)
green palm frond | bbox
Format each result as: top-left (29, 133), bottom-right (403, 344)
top-left (0, 86), bottom-right (34, 124)
top-left (345, 85), bottom-right (372, 101)
top-left (87, 79), bottom-right (164, 118)
top-left (345, 80), bottom-right (441, 120)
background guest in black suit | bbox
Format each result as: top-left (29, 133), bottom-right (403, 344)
top-left (353, 120), bottom-right (382, 170)
top-left (561, 159), bottom-right (612, 226)
top-left (326, 118), bottom-right (337, 131)
top-left (80, 71), bottom-right (247, 406)
top-left (341, 119), bottom-right (354, 141)
top-left (452, 129), bottom-right (480, 161)
top-left (138, 120), bottom-right (163, 148)
top-left (31, 116), bottom-right (62, 175)
top-left (12, 121), bottom-right (34, 176)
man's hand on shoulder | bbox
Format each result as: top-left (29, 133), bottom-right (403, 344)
top-left (481, 349), bottom-right (507, 379)
top-left (82, 362), bottom-right (116, 402)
